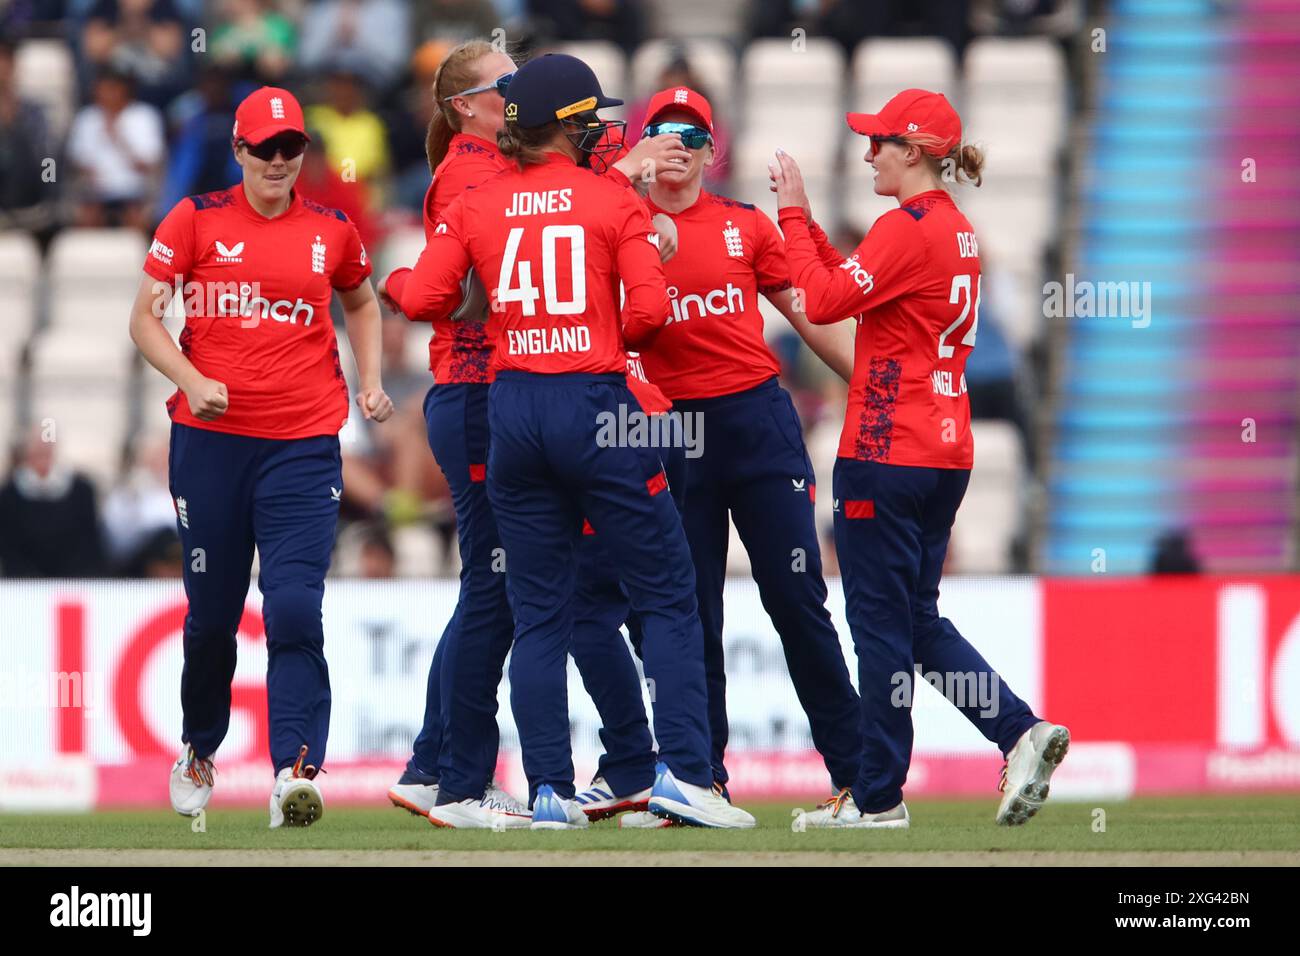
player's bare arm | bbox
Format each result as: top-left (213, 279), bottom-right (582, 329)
top-left (338, 280), bottom-right (394, 422)
top-left (127, 273), bottom-right (228, 421)
top-left (764, 286), bottom-right (853, 383)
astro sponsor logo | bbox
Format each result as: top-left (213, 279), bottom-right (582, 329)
top-left (839, 254), bottom-right (875, 293)
top-left (665, 283), bottom-right (744, 324)
top-left (50, 886), bottom-right (151, 936)
top-left (148, 238), bottom-right (175, 266)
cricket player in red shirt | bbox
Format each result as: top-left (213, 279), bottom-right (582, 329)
top-left (383, 42), bottom-right (693, 829)
top-left (611, 87), bottom-right (864, 802)
top-left (771, 89), bottom-right (1069, 828)
top-left (128, 87), bottom-right (393, 828)
top-left (387, 53), bottom-right (754, 828)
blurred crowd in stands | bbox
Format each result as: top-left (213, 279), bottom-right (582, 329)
top-left (0, 0), bottom-right (1074, 578)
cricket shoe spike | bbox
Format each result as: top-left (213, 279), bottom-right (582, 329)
top-left (791, 790), bottom-right (910, 830)
top-left (388, 767), bottom-right (439, 817)
top-left (428, 787), bottom-right (532, 829)
top-left (647, 761), bottom-right (756, 828)
top-left (530, 784), bottom-right (590, 830)
top-left (619, 811), bottom-right (677, 829)
top-left (996, 721), bottom-right (1070, 826)
top-left (269, 745), bottom-right (324, 829)
top-left (573, 775), bottom-right (652, 821)
top-left (169, 745), bottom-right (215, 816)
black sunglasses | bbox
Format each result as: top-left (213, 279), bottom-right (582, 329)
top-left (643, 121), bottom-right (712, 150)
top-left (446, 72), bottom-right (514, 101)
top-left (243, 133), bottom-right (308, 161)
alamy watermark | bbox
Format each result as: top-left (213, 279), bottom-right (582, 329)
top-left (891, 668), bottom-right (1000, 718)
top-left (595, 405), bottom-right (704, 459)
top-left (1043, 273), bottom-right (1152, 328)
top-left (0, 670), bottom-right (105, 712)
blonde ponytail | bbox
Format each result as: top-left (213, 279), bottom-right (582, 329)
top-left (426, 39), bottom-right (498, 174)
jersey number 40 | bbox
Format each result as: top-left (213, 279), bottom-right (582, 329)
top-left (497, 225), bottom-right (587, 316)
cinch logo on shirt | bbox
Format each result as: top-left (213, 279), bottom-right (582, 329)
top-left (666, 283), bottom-right (744, 324)
top-left (149, 239), bottom-right (175, 265)
top-left (214, 240), bottom-right (244, 263)
top-left (839, 254), bottom-right (875, 294)
top-left (215, 289), bottom-right (316, 326)
top-left (506, 326), bottom-right (592, 355)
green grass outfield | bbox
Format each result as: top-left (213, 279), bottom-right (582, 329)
top-left (1, 795), bottom-right (1298, 865)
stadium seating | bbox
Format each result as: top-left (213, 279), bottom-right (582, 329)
top-left (1042, 0), bottom-right (1300, 573)
top-left (13, 38), bottom-right (76, 139)
top-left (0, 232), bottom-right (40, 386)
top-left (950, 421), bottom-right (1024, 572)
top-left (645, 0), bottom-right (747, 43)
top-left (735, 38), bottom-right (844, 221)
top-left (851, 37), bottom-right (959, 112)
top-left (550, 41), bottom-right (628, 119)
top-left (629, 38), bottom-right (739, 124)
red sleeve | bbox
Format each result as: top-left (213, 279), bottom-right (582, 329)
top-left (807, 217), bottom-right (846, 269)
top-left (751, 206), bottom-right (792, 295)
top-left (613, 190), bottom-right (670, 348)
top-left (397, 197), bottom-right (472, 322)
top-left (421, 182), bottom-right (439, 242)
top-left (143, 198), bottom-right (196, 283)
top-left (331, 217), bottom-right (372, 291)
top-left (603, 165), bottom-right (633, 189)
top-left (424, 152), bottom-right (503, 238)
top-left (778, 206), bottom-right (927, 325)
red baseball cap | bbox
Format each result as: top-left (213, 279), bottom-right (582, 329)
top-left (233, 87), bottom-right (309, 145)
top-left (644, 86), bottom-right (713, 133)
top-left (846, 89), bottom-right (960, 156)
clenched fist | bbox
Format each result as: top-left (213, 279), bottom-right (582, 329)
top-left (184, 376), bottom-right (229, 421)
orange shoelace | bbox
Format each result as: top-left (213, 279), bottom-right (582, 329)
top-left (818, 788), bottom-right (852, 817)
top-left (290, 744), bottom-right (322, 780)
top-left (185, 749), bottom-right (215, 787)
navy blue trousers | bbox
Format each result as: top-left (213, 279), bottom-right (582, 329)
top-left (673, 378), bottom-right (861, 790)
top-left (488, 371), bottom-right (712, 800)
top-left (832, 457), bottom-right (1040, 812)
top-left (168, 423), bottom-right (340, 774)
top-left (407, 383), bottom-right (515, 802)
top-left (569, 436), bottom-right (687, 796)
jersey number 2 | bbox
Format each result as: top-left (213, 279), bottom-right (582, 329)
top-left (498, 225), bottom-right (587, 316)
top-left (939, 273), bottom-right (981, 359)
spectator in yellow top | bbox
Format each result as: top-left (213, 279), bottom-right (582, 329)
top-left (304, 68), bottom-right (390, 204)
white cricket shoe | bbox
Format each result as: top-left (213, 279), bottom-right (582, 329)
top-left (269, 746), bottom-right (324, 829)
top-left (647, 762), bottom-right (756, 828)
top-left (530, 784), bottom-right (590, 830)
top-left (619, 811), bottom-right (675, 829)
top-left (791, 789), bottom-right (910, 830)
top-left (168, 745), bottom-right (215, 816)
top-left (428, 781), bottom-right (531, 829)
top-left (388, 781), bottom-right (439, 817)
top-left (996, 721), bottom-right (1070, 826)
top-left (573, 775), bottom-right (652, 821)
